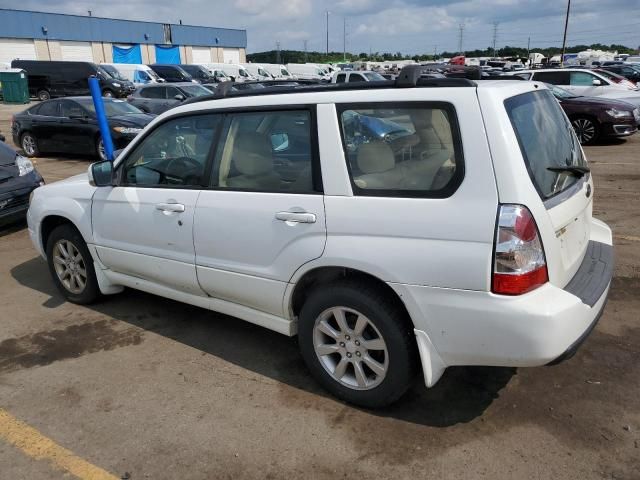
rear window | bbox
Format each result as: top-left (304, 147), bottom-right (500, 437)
top-left (505, 90), bottom-right (587, 200)
top-left (337, 103), bottom-right (463, 197)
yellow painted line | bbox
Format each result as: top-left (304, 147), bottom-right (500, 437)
top-left (615, 234), bottom-right (640, 242)
top-left (0, 408), bottom-right (119, 480)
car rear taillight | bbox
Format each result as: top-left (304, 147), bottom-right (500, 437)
top-left (492, 204), bottom-right (548, 295)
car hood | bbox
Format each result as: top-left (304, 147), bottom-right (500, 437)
top-left (109, 113), bottom-right (155, 128)
top-left (563, 96), bottom-right (636, 110)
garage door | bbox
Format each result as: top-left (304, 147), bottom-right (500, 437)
top-left (223, 48), bottom-right (240, 64)
top-left (192, 47), bottom-right (211, 64)
top-left (60, 41), bottom-right (94, 61)
top-left (0, 38), bottom-right (37, 63)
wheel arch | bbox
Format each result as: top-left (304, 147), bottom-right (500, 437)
top-left (40, 215), bottom-right (82, 255)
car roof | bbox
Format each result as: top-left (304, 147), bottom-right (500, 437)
top-left (140, 82), bottom-right (197, 87)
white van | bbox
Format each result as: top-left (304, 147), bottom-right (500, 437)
top-left (286, 63), bottom-right (331, 81)
top-left (195, 64), bottom-right (231, 82)
top-left (262, 64), bottom-right (295, 80)
top-left (201, 63), bottom-right (255, 82)
top-left (242, 64), bottom-right (274, 80)
top-left (103, 63), bottom-right (163, 86)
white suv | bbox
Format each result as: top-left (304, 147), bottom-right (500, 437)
top-left (27, 69), bottom-right (614, 407)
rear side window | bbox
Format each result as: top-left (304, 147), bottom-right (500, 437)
top-left (505, 90), bottom-right (586, 201)
top-left (38, 101), bottom-right (60, 117)
top-left (336, 73), bottom-right (346, 83)
top-left (570, 71), bottom-right (596, 86)
top-left (532, 71), bottom-right (569, 84)
top-left (348, 74), bottom-right (366, 83)
top-left (337, 103), bottom-right (463, 197)
top-left (140, 87), bottom-right (164, 99)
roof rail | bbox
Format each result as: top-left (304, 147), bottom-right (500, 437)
top-left (182, 64), bottom-right (476, 105)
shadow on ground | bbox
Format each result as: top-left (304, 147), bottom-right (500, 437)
top-left (10, 256), bottom-right (516, 427)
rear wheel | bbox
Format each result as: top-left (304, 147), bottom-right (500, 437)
top-left (95, 137), bottom-right (107, 161)
top-left (46, 224), bottom-right (100, 304)
top-left (37, 90), bottom-right (50, 101)
top-left (571, 116), bottom-right (600, 145)
top-left (298, 281), bottom-right (418, 408)
top-left (21, 132), bottom-right (39, 157)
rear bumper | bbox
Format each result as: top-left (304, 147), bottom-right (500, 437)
top-left (393, 233), bottom-right (613, 387)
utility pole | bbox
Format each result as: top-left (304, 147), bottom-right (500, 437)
top-left (492, 22), bottom-right (499, 58)
top-left (276, 41), bottom-right (281, 64)
top-left (303, 40), bottom-right (308, 62)
top-left (343, 17), bottom-right (346, 61)
top-left (561, 0), bottom-right (571, 66)
top-left (527, 36), bottom-right (531, 65)
top-left (433, 45), bottom-right (437, 60)
top-left (458, 24), bottom-right (465, 56)
top-left (325, 10), bottom-right (330, 55)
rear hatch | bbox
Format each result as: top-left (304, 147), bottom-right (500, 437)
top-left (504, 89), bottom-right (592, 287)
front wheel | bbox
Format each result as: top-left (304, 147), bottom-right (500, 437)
top-left (571, 117), bottom-right (600, 145)
top-left (46, 224), bottom-right (100, 304)
top-left (102, 90), bottom-right (114, 98)
top-left (298, 281), bottom-right (418, 408)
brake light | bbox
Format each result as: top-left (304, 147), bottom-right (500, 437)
top-left (492, 204), bottom-right (548, 295)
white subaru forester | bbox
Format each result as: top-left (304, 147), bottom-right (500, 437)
top-left (27, 68), bottom-right (614, 407)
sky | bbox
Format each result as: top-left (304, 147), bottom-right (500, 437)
top-left (0, 0), bottom-right (638, 55)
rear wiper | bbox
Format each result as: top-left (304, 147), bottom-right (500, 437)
top-left (547, 165), bottom-right (591, 178)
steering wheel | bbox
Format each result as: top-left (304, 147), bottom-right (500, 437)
top-left (165, 156), bottom-right (203, 184)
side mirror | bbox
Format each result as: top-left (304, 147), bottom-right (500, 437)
top-left (88, 161), bottom-right (113, 187)
top-left (174, 94), bottom-right (185, 101)
top-left (592, 79), bottom-right (602, 86)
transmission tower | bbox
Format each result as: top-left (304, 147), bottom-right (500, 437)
top-left (458, 24), bottom-right (465, 55)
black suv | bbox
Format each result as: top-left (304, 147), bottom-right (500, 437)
top-left (11, 60), bottom-right (134, 100)
top-left (148, 65), bottom-right (194, 83)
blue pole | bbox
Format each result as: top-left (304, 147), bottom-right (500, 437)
top-left (88, 76), bottom-right (114, 161)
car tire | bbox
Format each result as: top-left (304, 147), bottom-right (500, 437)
top-left (298, 280), bottom-right (418, 408)
top-left (571, 116), bottom-right (600, 145)
top-left (21, 132), bottom-right (40, 157)
top-left (95, 136), bottom-right (107, 161)
top-left (102, 90), bottom-right (114, 98)
top-left (46, 224), bottom-right (100, 305)
top-left (37, 90), bottom-right (50, 101)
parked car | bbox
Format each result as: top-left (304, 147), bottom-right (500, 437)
top-left (195, 64), bottom-right (233, 82)
top-left (332, 71), bottom-right (386, 83)
top-left (517, 68), bottom-right (639, 95)
top-left (592, 68), bottom-right (638, 90)
top-left (127, 83), bottom-right (211, 114)
top-left (242, 64), bottom-right (275, 80)
top-left (260, 64), bottom-right (295, 80)
top-left (179, 64), bottom-right (218, 84)
top-left (546, 83), bottom-right (639, 144)
top-left (102, 63), bottom-right (164, 86)
top-left (12, 97), bottom-right (155, 161)
top-left (148, 65), bottom-right (195, 83)
top-left (11, 60), bottom-right (134, 100)
top-left (599, 65), bottom-right (640, 84)
top-left (0, 141), bottom-right (44, 227)
top-left (28, 70), bottom-right (613, 408)
top-left (286, 63), bottom-right (331, 81)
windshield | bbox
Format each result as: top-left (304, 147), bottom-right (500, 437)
top-left (78, 99), bottom-right (143, 116)
top-left (179, 84), bottom-right (211, 97)
top-left (239, 69), bottom-right (249, 77)
top-left (146, 69), bottom-right (162, 81)
top-left (595, 69), bottom-right (625, 83)
top-left (281, 68), bottom-right (290, 76)
top-left (546, 83), bottom-right (577, 99)
top-left (505, 90), bottom-right (587, 200)
top-left (363, 72), bottom-right (385, 81)
top-left (96, 67), bottom-right (111, 80)
top-left (214, 70), bottom-right (229, 78)
top-left (101, 65), bottom-right (126, 81)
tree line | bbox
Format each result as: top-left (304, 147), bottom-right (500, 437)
top-left (247, 43), bottom-right (637, 64)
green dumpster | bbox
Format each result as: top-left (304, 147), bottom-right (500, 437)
top-left (0, 69), bottom-right (30, 104)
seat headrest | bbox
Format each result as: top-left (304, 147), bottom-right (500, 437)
top-left (233, 132), bottom-right (273, 176)
top-left (357, 142), bottom-right (395, 174)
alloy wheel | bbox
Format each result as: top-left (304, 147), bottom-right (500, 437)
top-left (22, 135), bottom-right (36, 156)
top-left (52, 240), bottom-right (87, 294)
top-left (97, 139), bottom-right (107, 161)
top-left (313, 307), bottom-right (389, 390)
top-left (572, 118), bottom-right (596, 144)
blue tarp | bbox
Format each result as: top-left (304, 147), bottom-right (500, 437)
top-left (112, 44), bottom-right (142, 64)
top-left (155, 45), bottom-right (181, 64)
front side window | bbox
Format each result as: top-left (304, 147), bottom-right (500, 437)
top-left (338, 104), bottom-right (463, 197)
top-left (349, 74), bottom-right (366, 83)
top-left (120, 114), bottom-right (220, 187)
top-left (61, 100), bottom-right (86, 118)
top-left (336, 73), bottom-right (346, 83)
top-left (212, 110), bottom-right (318, 193)
top-left (505, 90), bottom-right (587, 200)
top-left (570, 71), bottom-right (597, 86)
